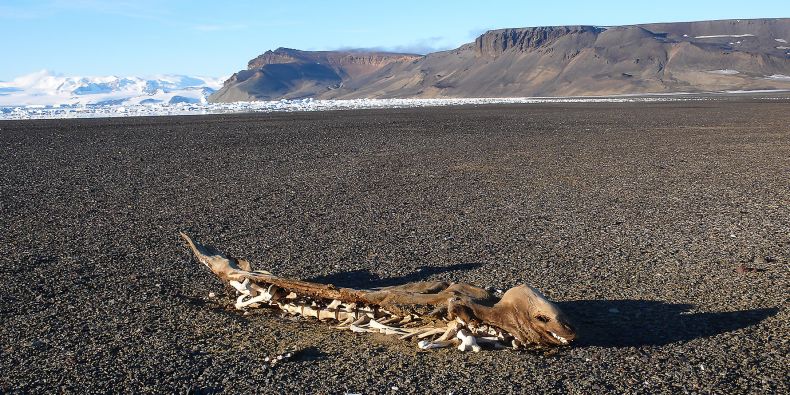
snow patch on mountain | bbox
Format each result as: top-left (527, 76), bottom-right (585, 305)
top-left (706, 69), bottom-right (740, 75)
top-left (0, 70), bottom-right (224, 106)
top-left (694, 34), bottom-right (755, 39)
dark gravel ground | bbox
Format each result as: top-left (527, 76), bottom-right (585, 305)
top-left (1, 100), bottom-right (788, 394)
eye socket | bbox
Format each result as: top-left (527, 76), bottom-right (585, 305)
top-left (535, 315), bottom-right (551, 323)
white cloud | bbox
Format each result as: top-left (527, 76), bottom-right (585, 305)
top-left (334, 37), bottom-right (457, 55)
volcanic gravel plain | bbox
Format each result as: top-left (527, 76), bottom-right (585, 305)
top-left (1, 99), bottom-right (788, 394)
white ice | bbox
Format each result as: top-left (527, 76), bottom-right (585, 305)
top-left (724, 89), bottom-right (789, 94)
top-left (2, 92), bottom-right (790, 121)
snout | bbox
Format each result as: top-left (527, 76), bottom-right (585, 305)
top-left (546, 321), bottom-right (577, 345)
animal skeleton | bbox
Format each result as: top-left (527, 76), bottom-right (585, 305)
top-left (181, 232), bottom-right (576, 351)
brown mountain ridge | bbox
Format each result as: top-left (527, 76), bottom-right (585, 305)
top-left (209, 18), bottom-right (790, 102)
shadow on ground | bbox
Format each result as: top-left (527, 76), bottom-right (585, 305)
top-left (295, 263), bottom-right (778, 349)
top-left (186, 386), bottom-right (223, 395)
top-left (305, 262), bottom-right (483, 288)
top-left (294, 346), bottom-right (328, 362)
top-left (558, 300), bottom-right (779, 348)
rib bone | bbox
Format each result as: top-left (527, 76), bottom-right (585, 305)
top-left (418, 339), bottom-right (456, 350)
top-left (368, 319), bottom-right (412, 335)
top-left (417, 328), bottom-right (447, 339)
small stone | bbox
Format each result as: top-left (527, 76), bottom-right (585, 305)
top-left (208, 292), bottom-right (216, 298)
top-left (735, 263), bottom-right (757, 274)
top-left (30, 339), bottom-right (48, 350)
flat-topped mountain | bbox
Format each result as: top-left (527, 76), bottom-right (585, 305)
top-left (209, 48), bottom-right (420, 102)
top-left (210, 18), bottom-right (790, 102)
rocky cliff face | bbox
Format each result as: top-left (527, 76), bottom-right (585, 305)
top-left (210, 48), bottom-right (421, 101)
top-left (210, 18), bottom-right (790, 102)
top-left (246, 48), bottom-right (420, 70)
top-left (474, 26), bottom-right (602, 56)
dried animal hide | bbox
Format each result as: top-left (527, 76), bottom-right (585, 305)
top-left (181, 232), bottom-right (576, 351)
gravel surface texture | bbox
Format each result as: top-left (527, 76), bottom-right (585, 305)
top-left (1, 100), bottom-right (788, 394)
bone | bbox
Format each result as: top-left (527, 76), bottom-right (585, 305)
top-left (278, 303), bottom-right (303, 316)
top-left (264, 285), bottom-right (282, 301)
top-left (233, 280), bottom-right (282, 309)
top-left (417, 328), bottom-right (447, 339)
top-left (377, 316), bottom-right (402, 325)
top-left (368, 319), bottom-right (411, 335)
top-left (398, 326), bottom-right (439, 340)
top-left (348, 315), bottom-right (371, 332)
top-left (262, 349), bottom-right (296, 369)
top-left (235, 293), bottom-right (270, 309)
top-left (435, 322), bottom-right (461, 342)
top-left (474, 325), bottom-right (500, 337)
top-left (230, 279), bottom-right (262, 308)
top-left (511, 339), bottom-right (522, 350)
top-left (349, 324), bottom-right (372, 333)
top-left (456, 329), bottom-right (482, 352)
top-left (317, 309), bottom-right (338, 321)
top-left (229, 279), bottom-right (251, 294)
top-left (303, 307), bottom-right (317, 318)
top-left (334, 316), bottom-right (359, 330)
top-left (418, 339), bottom-right (456, 350)
top-left (378, 327), bottom-right (411, 336)
top-left (398, 328), bottom-right (427, 340)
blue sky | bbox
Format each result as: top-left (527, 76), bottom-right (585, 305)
top-left (1, 0), bottom-right (788, 80)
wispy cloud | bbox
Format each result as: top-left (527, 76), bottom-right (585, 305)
top-left (335, 37), bottom-right (457, 55)
top-left (384, 37), bottom-right (455, 54)
top-left (468, 28), bottom-right (490, 39)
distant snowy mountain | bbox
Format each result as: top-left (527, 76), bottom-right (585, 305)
top-left (0, 70), bottom-right (224, 106)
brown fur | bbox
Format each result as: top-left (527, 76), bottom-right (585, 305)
top-left (181, 232), bottom-right (576, 347)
